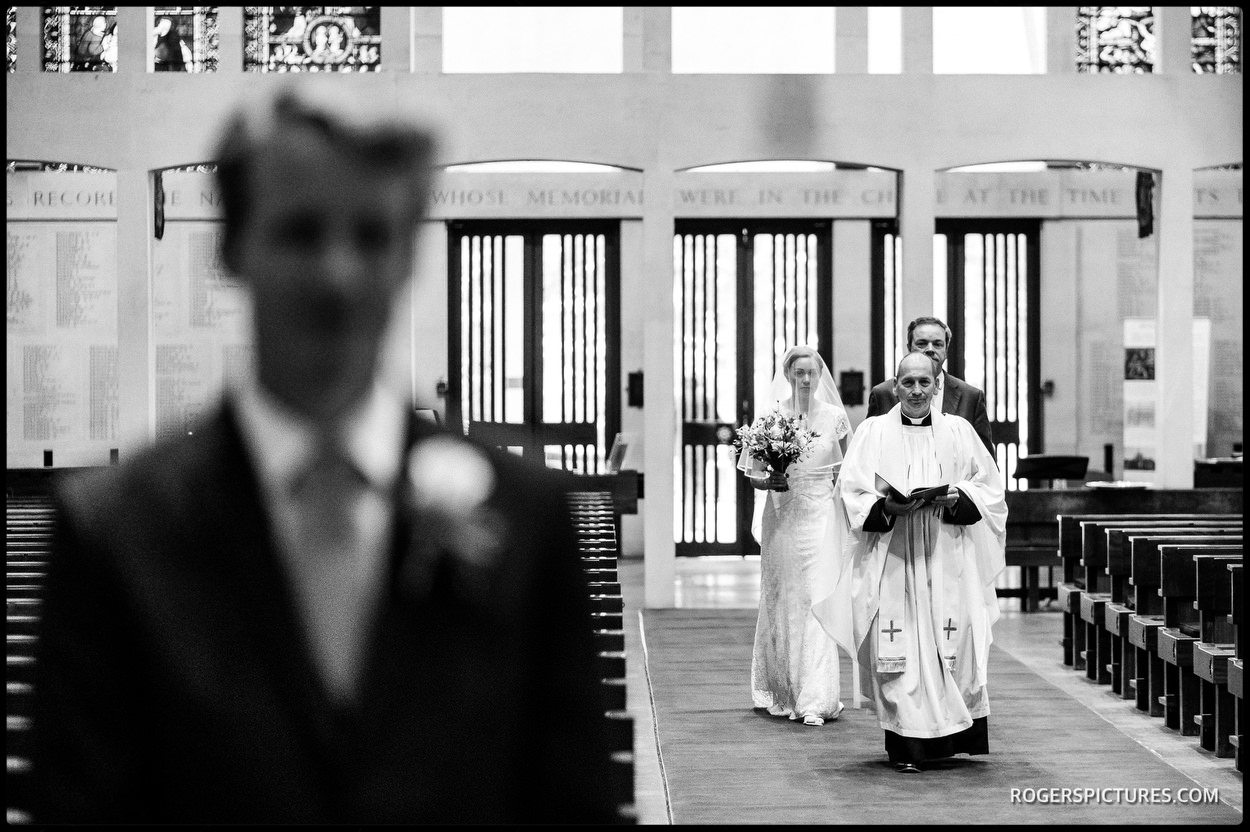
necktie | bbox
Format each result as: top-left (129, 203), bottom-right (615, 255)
top-left (289, 444), bottom-right (375, 703)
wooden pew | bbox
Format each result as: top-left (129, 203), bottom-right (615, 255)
top-left (1007, 492), bottom-right (1238, 612)
top-left (5, 494), bottom-right (54, 826)
top-left (1096, 523), bottom-right (1242, 697)
top-left (1055, 509), bottom-right (1242, 669)
top-left (565, 490), bottom-right (635, 822)
top-left (1193, 554), bottom-right (1242, 757)
top-left (1157, 545), bottom-right (1242, 736)
top-left (1226, 562), bottom-right (1243, 772)
top-left (1128, 535), bottom-right (1240, 716)
top-left (1073, 517), bottom-right (1239, 684)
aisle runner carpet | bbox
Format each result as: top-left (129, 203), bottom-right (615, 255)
top-left (642, 609), bottom-right (1240, 825)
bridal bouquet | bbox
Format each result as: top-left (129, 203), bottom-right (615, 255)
top-left (732, 411), bottom-right (821, 490)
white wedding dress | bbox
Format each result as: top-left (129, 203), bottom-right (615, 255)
top-left (751, 400), bottom-right (851, 723)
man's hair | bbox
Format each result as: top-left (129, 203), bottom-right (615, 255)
top-left (905, 316), bottom-right (953, 350)
top-left (214, 89), bottom-right (436, 265)
top-left (896, 349), bottom-right (940, 379)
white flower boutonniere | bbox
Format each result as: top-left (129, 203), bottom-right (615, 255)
top-left (405, 436), bottom-right (506, 572)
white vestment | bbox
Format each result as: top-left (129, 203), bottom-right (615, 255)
top-left (812, 405), bottom-right (1006, 739)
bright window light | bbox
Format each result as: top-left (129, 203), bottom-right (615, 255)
top-left (683, 161), bottom-right (894, 173)
top-left (945, 161), bottom-right (1049, 172)
top-left (868, 7), bottom-right (902, 74)
top-left (444, 160), bottom-right (631, 173)
top-left (684, 160), bottom-right (837, 173)
top-left (934, 7), bottom-right (1046, 74)
top-left (672, 7), bottom-right (835, 73)
top-left (442, 7), bottom-right (623, 73)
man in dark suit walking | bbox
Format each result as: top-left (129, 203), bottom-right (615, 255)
top-left (29, 88), bottom-right (618, 825)
top-left (866, 316), bottom-right (994, 456)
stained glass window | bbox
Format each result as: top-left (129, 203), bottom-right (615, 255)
top-left (153, 7), bottom-right (219, 72)
top-left (7, 160), bottom-right (113, 173)
top-left (243, 7), bottom-right (380, 72)
top-left (1076, 7), bottom-right (1156, 73)
top-left (6, 8), bottom-right (16, 73)
top-left (1192, 6), bottom-right (1241, 74)
top-left (43, 7), bottom-right (118, 72)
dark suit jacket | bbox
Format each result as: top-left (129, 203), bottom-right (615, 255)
top-left (866, 372), bottom-right (994, 455)
top-left (29, 401), bottom-right (618, 825)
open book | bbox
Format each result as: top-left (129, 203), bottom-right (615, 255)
top-left (874, 473), bottom-right (950, 505)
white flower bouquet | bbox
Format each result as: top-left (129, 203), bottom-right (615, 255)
top-left (732, 411), bottom-right (821, 491)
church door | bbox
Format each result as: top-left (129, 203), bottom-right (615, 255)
top-left (674, 220), bottom-right (832, 556)
top-left (937, 219), bottom-right (1042, 482)
top-left (448, 220), bottom-right (621, 473)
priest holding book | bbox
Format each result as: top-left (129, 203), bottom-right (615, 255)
top-left (812, 350), bottom-right (1007, 774)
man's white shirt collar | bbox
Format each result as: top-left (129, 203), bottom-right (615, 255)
top-left (232, 375), bottom-right (407, 497)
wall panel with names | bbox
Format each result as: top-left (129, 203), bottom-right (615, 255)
top-left (153, 221), bottom-right (252, 441)
top-left (1193, 219), bottom-right (1243, 457)
top-left (6, 221), bottom-right (118, 467)
top-left (1114, 224), bottom-right (1157, 319)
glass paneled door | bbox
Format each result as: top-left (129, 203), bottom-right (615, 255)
top-left (674, 220), bottom-right (832, 556)
top-left (937, 219), bottom-right (1042, 485)
top-left (448, 220), bottom-right (620, 472)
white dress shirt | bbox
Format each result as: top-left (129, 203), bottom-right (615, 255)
top-left (933, 370), bottom-right (946, 413)
top-left (232, 376), bottom-right (408, 702)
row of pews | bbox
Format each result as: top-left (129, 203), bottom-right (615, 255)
top-left (1057, 508), bottom-right (1244, 770)
top-left (6, 494), bottom-right (54, 825)
top-left (566, 490), bottom-right (637, 824)
top-left (5, 487), bottom-right (636, 824)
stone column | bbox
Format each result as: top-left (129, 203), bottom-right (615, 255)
top-left (640, 6), bottom-right (675, 608)
top-left (411, 6), bottom-right (442, 74)
top-left (835, 7), bottom-right (869, 74)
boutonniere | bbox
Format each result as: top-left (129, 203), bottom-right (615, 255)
top-left (400, 436), bottom-right (509, 600)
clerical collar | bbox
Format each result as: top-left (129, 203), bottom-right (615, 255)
top-left (901, 410), bottom-right (933, 427)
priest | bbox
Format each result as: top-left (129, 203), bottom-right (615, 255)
top-left (813, 350), bottom-right (1007, 773)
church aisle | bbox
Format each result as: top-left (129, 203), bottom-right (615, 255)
top-left (620, 558), bottom-right (1242, 825)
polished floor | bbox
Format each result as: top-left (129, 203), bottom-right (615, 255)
top-left (618, 556), bottom-right (1243, 825)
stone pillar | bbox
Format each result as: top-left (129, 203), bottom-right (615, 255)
top-left (900, 6), bottom-right (932, 75)
top-left (642, 166), bottom-right (675, 608)
top-left (411, 6), bottom-right (442, 74)
top-left (898, 7), bottom-right (934, 329)
top-left (1152, 165), bottom-right (1196, 487)
top-left (640, 6), bottom-right (675, 608)
top-left (1156, 6), bottom-right (1192, 76)
top-left (832, 220), bottom-right (873, 426)
top-left (898, 165), bottom-right (936, 329)
top-left (116, 6), bottom-right (148, 74)
top-left (16, 7), bottom-right (42, 73)
top-left (380, 6), bottom-right (412, 73)
top-left (115, 169), bottom-right (155, 458)
top-left (835, 7), bottom-right (869, 74)
top-left (216, 6), bottom-right (244, 73)
top-left (623, 7), bottom-right (644, 73)
top-left (1046, 7), bottom-right (1077, 74)
top-left (641, 6), bottom-right (672, 74)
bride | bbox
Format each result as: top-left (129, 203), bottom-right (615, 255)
top-left (739, 345), bottom-right (852, 725)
